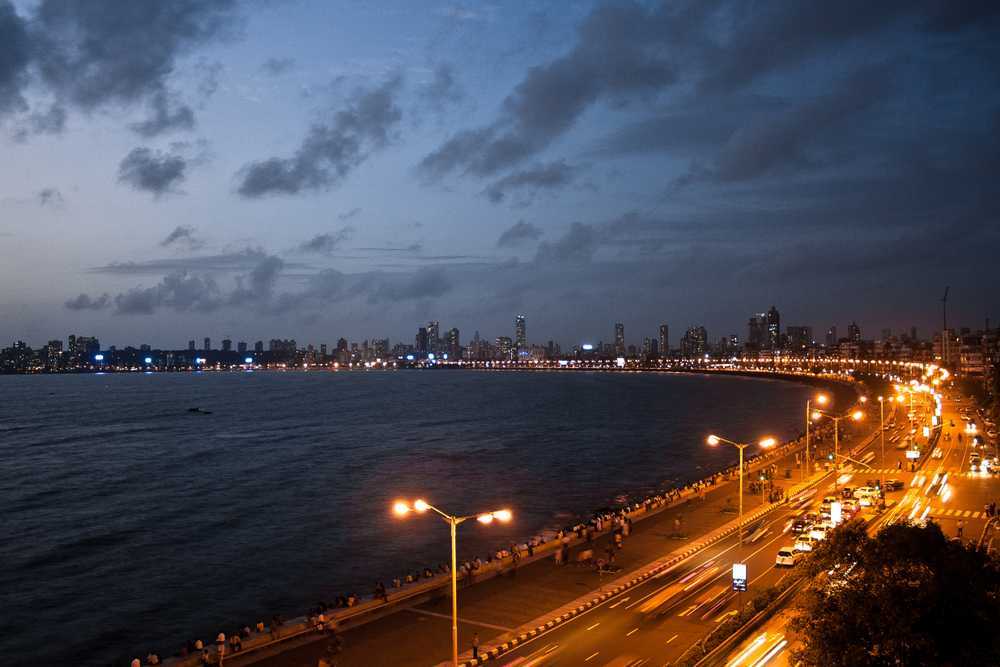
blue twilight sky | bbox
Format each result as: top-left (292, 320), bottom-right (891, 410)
top-left (1, 0), bottom-right (999, 348)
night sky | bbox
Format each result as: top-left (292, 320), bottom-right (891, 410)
top-left (1, 1), bottom-right (998, 348)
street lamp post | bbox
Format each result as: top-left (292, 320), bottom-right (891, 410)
top-left (706, 435), bottom-right (776, 545)
top-left (812, 408), bottom-right (864, 492)
top-left (878, 396), bottom-right (886, 500)
top-left (393, 499), bottom-right (512, 667)
top-left (804, 394), bottom-right (828, 481)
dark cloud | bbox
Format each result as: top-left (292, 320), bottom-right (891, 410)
top-left (260, 57), bottom-right (295, 76)
top-left (338, 207), bottom-right (362, 221)
top-left (0, 0), bottom-right (30, 114)
top-left (367, 267), bottom-right (452, 303)
top-left (160, 225), bottom-right (204, 251)
top-left (484, 160), bottom-right (579, 203)
top-left (113, 271), bottom-right (222, 315)
top-left (419, 2), bottom-right (680, 179)
top-left (130, 91), bottom-right (195, 137)
top-left (118, 147), bottom-right (187, 196)
top-left (37, 187), bottom-right (64, 207)
top-left (236, 75), bottom-right (404, 197)
top-left (64, 292), bottom-right (110, 311)
top-left (420, 63), bottom-right (463, 112)
top-left (535, 222), bottom-right (597, 263)
top-left (229, 255), bottom-right (283, 305)
top-left (25, 104), bottom-right (67, 136)
top-left (90, 248), bottom-right (279, 275)
top-left (32, 0), bottom-right (239, 112)
top-left (497, 221), bottom-right (543, 247)
top-left (356, 243), bottom-right (423, 254)
top-left (296, 227), bottom-right (355, 254)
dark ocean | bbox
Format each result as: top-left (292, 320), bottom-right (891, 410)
top-left (0, 370), bottom-right (820, 665)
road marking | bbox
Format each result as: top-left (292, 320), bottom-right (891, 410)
top-left (608, 596), bottom-right (630, 609)
top-left (626, 627), bottom-right (639, 637)
top-left (715, 609), bottom-right (738, 623)
top-left (666, 633), bottom-right (678, 644)
top-left (585, 651), bottom-right (600, 662)
top-left (403, 608), bottom-right (513, 632)
top-left (586, 622), bottom-right (600, 631)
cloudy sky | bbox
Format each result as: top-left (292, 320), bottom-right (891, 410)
top-left (1, 0), bottom-right (998, 349)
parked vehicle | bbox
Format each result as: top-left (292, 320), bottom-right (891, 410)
top-left (794, 535), bottom-right (816, 552)
top-left (885, 479), bottom-right (904, 491)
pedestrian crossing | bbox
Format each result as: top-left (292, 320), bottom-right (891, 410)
top-left (927, 508), bottom-right (984, 520)
top-left (852, 468), bottom-right (983, 478)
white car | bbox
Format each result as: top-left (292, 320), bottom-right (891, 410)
top-left (809, 525), bottom-right (828, 541)
top-left (775, 546), bottom-right (800, 567)
top-left (853, 486), bottom-right (877, 499)
top-left (794, 535), bottom-right (816, 552)
top-left (932, 447), bottom-right (944, 459)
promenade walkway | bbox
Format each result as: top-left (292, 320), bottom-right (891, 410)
top-left (219, 419), bottom-right (866, 667)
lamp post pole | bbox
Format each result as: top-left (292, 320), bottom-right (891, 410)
top-left (804, 399), bottom-right (811, 481)
top-left (878, 396), bottom-right (885, 498)
top-left (707, 435), bottom-right (776, 546)
top-left (393, 500), bottom-right (511, 667)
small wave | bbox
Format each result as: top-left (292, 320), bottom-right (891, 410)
top-left (214, 432), bottom-right (265, 440)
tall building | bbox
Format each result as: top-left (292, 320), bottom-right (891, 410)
top-left (496, 336), bottom-right (513, 360)
top-left (416, 327), bottom-right (429, 354)
top-left (203, 337), bottom-right (211, 351)
top-left (515, 315), bottom-right (527, 358)
top-left (222, 339), bottom-right (232, 352)
top-left (681, 326), bottom-right (707, 358)
top-left (766, 306), bottom-right (781, 349)
top-left (188, 340), bottom-right (196, 351)
top-left (336, 337), bottom-right (349, 364)
top-left (848, 321), bottom-right (862, 343)
top-left (747, 313), bottom-right (766, 349)
top-left (238, 341), bottom-right (248, 353)
top-left (254, 341), bottom-right (264, 353)
top-left (658, 324), bottom-right (669, 358)
top-left (614, 322), bottom-right (625, 356)
top-left (786, 326), bottom-right (813, 351)
top-left (446, 328), bottom-right (461, 359)
top-left (825, 326), bottom-right (838, 348)
top-left (426, 321), bottom-right (440, 354)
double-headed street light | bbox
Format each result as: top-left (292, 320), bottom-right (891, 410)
top-left (877, 396), bottom-right (886, 499)
top-left (812, 408), bottom-right (864, 491)
top-left (393, 499), bottom-right (512, 667)
top-left (804, 393), bottom-right (829, 480)
top-left (706, 434), bottom-right (777, 545)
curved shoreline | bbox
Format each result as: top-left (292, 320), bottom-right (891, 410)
top-left (155, 369), bottom-right (860, 667)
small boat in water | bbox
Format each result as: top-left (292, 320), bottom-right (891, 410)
top-left (187, 407), bottom-right (213, 415)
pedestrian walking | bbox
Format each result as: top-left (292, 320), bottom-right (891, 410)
top-left (957, 520), bottom-right (964, 538)
top-left (472, 632), bottom-right (480, 660)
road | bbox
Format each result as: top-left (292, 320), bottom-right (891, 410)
top-left (720, 386), bottom-right (1000, 667)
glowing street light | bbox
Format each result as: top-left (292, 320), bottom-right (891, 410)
top-left (392, 498), bottom-right (511, 666)
top-left (706, 434), bottom-right (776, 544)
top-left (803, 394), bottom-right (828, 481)
top-left (812, 407), bottom-right (864, 491)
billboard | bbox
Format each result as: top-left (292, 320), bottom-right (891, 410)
top-left (732, 562), bottom-right (748, 592)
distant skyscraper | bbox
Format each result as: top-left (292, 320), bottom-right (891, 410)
top-left (658, 324), bottom-right (669, 357)
top-left (910, 326), bottom-right (918, 342)
top-left (426, 321), bottom-right (440, 353)
top-left (786, 326), bottom-right (813, 351)
top-left (515, 315), bottom-right (527, 358)
top-left (825, 326), bottom-right (838, 348)
top-left (747, 313), bottom-right (766, 349)
top-left (446, 328), bottom-right (461, 359)
top-left (681, 326), bottom-right (707, 358)
top-left (222, 339), bottom-right (232, 352)
top-left (496, 336), bottom-right (513, 360)
top-left (848, 321), bottom-right (861, 343)
top-left (238, 341), bottom-right (248, 353)
top-left (188, 340), bottom-right (196, 351)
top-left (416, 327), bottom-right (429, 354)
top-left (766, 306), bottom-right (781, 349)
top-left (203, 337), bottom-right (211, 351)
top-left (254, 341), bottom-right (264, 353)
top-left (614, 322), bottom-right (625, 356)
top-left (880, 328), bottom-right (892, 341)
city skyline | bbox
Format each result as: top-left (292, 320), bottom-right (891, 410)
top-left (1, 1), bottom-right (999, 346)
